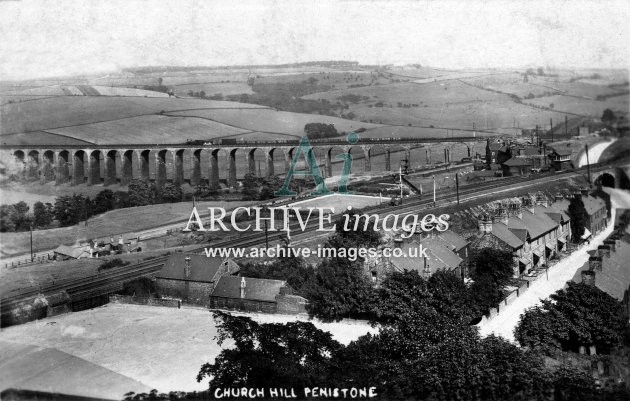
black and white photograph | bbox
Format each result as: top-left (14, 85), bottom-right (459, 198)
top-left (1, 0), bottom-right (629, 400)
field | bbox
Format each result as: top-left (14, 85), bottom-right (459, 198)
top-left (0, 304), bottom-right (377, 392)
top-left (0, 96), bottom-right (267, 135)
top-left (171, 81), bottom-right (254, 96)
top-left (46, 115), bottom-right (252, 145)
top-left (0, 199), bottom-right (256, 257)
top-left (167, 108), bottom-right (382, 135)
top-left (523, 95), bottom-right (628, 116)
top-left (302, 79), bottom-right (572, 130)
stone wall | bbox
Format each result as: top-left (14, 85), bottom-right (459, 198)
top-left (156, 278), bottom-right (214, 305)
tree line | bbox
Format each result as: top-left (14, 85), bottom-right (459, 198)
top-left (0, 180), bottom-right (186, 232)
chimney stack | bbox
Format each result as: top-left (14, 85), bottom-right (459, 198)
top-left (597, 245), bottom-right (610, 259)
top-left (604, 239), bottom-right (616, 253)
top-left (589, 256), bottom-right (602, 272)
top-left (479, 214), bottom-right (493, 233)
top-left (581, 270), bottom-right (596, 286)
top-left (580, 188), bottom-right (589, 197)
top-left (535, 193), bottom-right (548, 207)
top-left (495, 208), bottom-right (509, 226)
top-left (240, 277), bottom-right (246, 299)
top-left (554, 193), bottom-right (564, 202)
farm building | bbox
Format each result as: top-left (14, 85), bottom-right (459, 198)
top-left (209, 276), bottom-right (307, 314)
top-left (155, 253), bottom-right (240, 304)
top-left (52, 244), bottom-right (92, 260)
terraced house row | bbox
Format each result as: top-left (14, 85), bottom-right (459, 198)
top-left (471, 189), bottom-right (608, 277)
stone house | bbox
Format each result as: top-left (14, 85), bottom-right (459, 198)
top-left (486, 139), bottom-right (510, 166)
top-left (155, 253), bottom-right (239, 304)
top-left (553, 190), bottom-right (608, 241)
top-left (576, 226), bottom-right (630, 317)
top-left (209, 276), bottom-right (308, 314)
top-left (501, 157), bottom-right (532, 176)
top-left (471, 203), bottom-right (565, 277)
top-left (388, 236), bottom-right (464, 279)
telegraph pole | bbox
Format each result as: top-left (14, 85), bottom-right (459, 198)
top-left (398, 166), bottom-right (404, 204)
top-left (30, 224), bottom-right (34, 262)
top-left (585, 144), bottom-right (591, 185)
top-left (455, 172), bottom-right (460, 205)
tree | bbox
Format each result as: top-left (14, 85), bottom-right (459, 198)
top-left (194, 183), bottom-right (218, 200)
top-left (469, 248), bottom-right (514, 287)
top-left (537, 67), bottom-right (545, 76)
top-left (302, 256), bottom-right (374, 321)
top-left (601, 108), bottom-right (617, 125)
top-left (328, 209), bottom-right (382, 250)
top-left (12, 201), bottom-right (32, 231)
top-left (568, 195), bottom-right (588, 242)
top-left (32, 201), bottom-right (53, 228)
top-left (241, 173), bottom-right (259, 201)
top-left (0, 204), bottom-right (17, 232)
top-left (128, 179), bottom-right (154, 206)
top-left (515, 282), bottom-right (628, 354)
top-left (93, 189), bottom-right (116, 215)
top-left (160, 183), bottom-right (183, 203)
top-left (197, 311), bottom-right (341, 391)
top-left (113, 191), bottom-right (131, 209)
top-left (53, 194), bottom-right (91, 227)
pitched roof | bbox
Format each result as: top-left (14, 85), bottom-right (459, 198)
top-left (542, 203), bottom-right (570, 223)
top-left (156, 253), bottom-right (226, 282)
top-left (582, 195), bottom-right (607, 216)
top-left (488, 142), bottom-right (503, 151)
top-left (210, 276), bottom-right (287, 302)
top-left (489, 222), bottom-right (525, 249)
top-left (519, 208), bottom-right (559, 239)
top-left (437, 230), bottom-right (468, 252)
top-left (390, 238), bottom-right (462, 274)
top-left (574, 232), bottom-right (630, 300)
top-left (521, 146), bottom-right (541, 156)
top-left (503, 157), bottom-right (532, 167)
top-left (53, 245), bottom-right (90, 259)
top-left (549, 147), bottom-right (572, 156)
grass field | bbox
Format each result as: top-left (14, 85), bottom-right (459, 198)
top-left (47, 115), bottom-right (252, 145)
top-left (523, 95), bottom-right (627, 116)
top-left (0, 96), bottom-right (268, 135)
top-left (1, 131), bottom-right (93, 146)
top-left (172, 82), bottom-right (254, 96)
top-left (168, 108), bottom-right (382, 135)
top-left (0, 199), bottom-right (255, 257)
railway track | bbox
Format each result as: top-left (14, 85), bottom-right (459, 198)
top-left (1, 162), bottom-right (618, 311)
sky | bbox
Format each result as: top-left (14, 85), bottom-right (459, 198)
top-left (0, 0), bottom-right (629, 80)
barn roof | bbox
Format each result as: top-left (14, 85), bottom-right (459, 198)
top-left (156, 253), bottom-right (226, 282)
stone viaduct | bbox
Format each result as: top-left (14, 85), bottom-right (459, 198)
top-left (1, 137), bottom-right (483, 188)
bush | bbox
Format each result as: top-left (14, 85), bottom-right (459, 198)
top-left (99, 258), bottom-right (131, 271)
